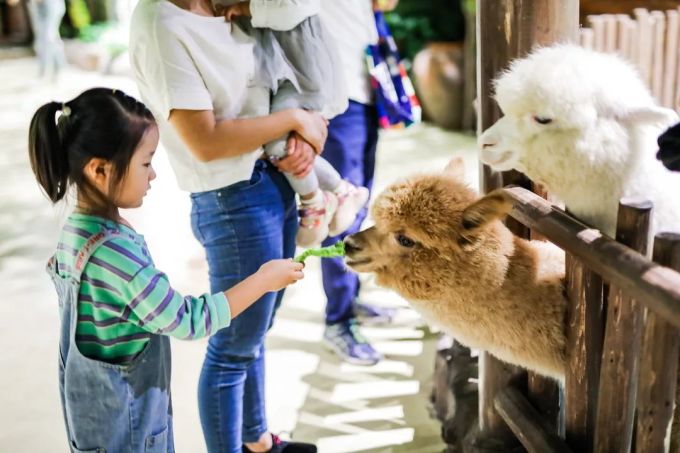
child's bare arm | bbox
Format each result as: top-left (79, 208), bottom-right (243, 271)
top-left (224, 259), bottom-right (304, 317)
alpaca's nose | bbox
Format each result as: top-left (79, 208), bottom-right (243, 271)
top-left (343, 236), bottom-right (362, 254)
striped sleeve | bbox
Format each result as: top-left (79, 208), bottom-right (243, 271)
top-left (86, 237), bottom-right (231, 340)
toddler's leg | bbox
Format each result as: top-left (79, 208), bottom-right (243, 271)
top-left (314, 157), bottom-right (370, 237)
top-left (264, 80), bottom-right (302, 161)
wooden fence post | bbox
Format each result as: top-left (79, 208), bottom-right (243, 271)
top-left (635, 233), bottom-right (680, 452)
top-left (564, 254), bottom-right (604, 452)
top-left (475, 0), bottom-right (578, 450)
top-left (594, 199), bottom-right (653, 452)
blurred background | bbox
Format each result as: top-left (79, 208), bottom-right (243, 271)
top-left (0, 0), bottom-right (479, 451)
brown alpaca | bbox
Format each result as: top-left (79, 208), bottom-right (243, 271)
top-left (345, 159), bottom-right (568, 381)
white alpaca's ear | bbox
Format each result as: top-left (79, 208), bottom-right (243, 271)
top-left (444, 157), bottom-right (466, 180)
top-left (617, 106), bottom-right (680, 128)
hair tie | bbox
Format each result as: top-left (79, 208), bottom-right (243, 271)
top-left (61, 103), bottom-right (71, 116)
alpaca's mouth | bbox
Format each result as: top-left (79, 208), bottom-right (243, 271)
top-left (345, 257), bottom-right (373, 268)
top-left (483, 150), bottom-right (514, 167)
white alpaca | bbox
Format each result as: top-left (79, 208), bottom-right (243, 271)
top-left (479, 44), bottom-right (680, 237)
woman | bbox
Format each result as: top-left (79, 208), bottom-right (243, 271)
top-left (129, 0), bottom-right (324, 451)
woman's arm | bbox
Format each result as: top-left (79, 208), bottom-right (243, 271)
top-left (169, 107), bottom-right (327, 162)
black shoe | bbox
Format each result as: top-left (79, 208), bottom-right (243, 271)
top-left (242, 434), bottom-right (317, 453)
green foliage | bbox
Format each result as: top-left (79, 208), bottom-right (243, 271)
top-left (384, 0), bottom-right (465, 62)
top-left (67, 0), bottom-right (91, 30)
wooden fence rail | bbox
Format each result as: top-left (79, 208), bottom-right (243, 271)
top-left (492, 186), bottom-right (680, 453)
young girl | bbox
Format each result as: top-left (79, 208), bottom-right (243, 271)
top-left (220, 1), bottom-right (370, 247)
top-left (28, 88), bottom-right (305, 452)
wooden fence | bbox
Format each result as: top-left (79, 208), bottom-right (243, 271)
top-left (580, 7), bottom-right (680, 112)
top-left (486, 187), bottom-right (680, 453)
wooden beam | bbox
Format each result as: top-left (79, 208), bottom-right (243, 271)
top-left (502, 187), bottom-right (680, 328)
top-left (635, 233), bottom-right (680, 452)
top-left (594, 199), bottom-right (652, 452)
top-left (494, 387), bottom-right (573, 453)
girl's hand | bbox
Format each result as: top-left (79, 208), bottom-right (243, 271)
top-left (292, 109), bottom-right (328, 154)
top-left (218, 1), bottom-right (251, 21)
top-left (257, 259), bottom-right (304, 292)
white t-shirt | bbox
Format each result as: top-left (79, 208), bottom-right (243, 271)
top-left (320, 0), bottom-right (378, 105)
top-left (130, 0), bottom-right (317, 193)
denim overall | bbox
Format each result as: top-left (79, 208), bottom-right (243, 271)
top-left (48, 229), bottom-right (174, 453)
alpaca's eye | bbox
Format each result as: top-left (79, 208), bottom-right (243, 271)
top-left (533, 116), bottom-right (553, 125)
top-left (396, 234), bottom-right (415, 248)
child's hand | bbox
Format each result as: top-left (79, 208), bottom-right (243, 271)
top-left (257, 259), bottom-right (304, 292)
top-left (292, 109), bottom-right (328, 154)
top-left (219, 1), bottom-right (251, 21)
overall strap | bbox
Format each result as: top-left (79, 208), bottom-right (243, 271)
top-left (72, 229), bottom-right (123, 284)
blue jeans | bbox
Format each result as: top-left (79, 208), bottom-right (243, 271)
top-left (321, 101), bottom-right (379, 325)
top-left (190, 160), bottom-right (297, 453)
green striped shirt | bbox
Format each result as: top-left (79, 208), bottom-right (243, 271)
top-left (55, 213), bottom-right (231, 363)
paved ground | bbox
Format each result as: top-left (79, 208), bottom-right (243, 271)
top-left (0, 57), bottom-right (478, 452)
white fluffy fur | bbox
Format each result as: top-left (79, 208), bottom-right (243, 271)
top-left (479, 44), bottom-right (680, 237)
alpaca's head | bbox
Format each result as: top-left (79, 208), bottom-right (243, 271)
top-left (479, 44), bottom-right (679, 174)
top-left (344, 159), bottom-right (513, 300)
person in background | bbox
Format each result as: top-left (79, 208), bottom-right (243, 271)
top-left (319, 0), bottom-right (399, 366)
top-left (8, 0), bottom-right (67, 80)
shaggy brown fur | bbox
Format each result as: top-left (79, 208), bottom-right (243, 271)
top-left (345, 159), bottom-right (568, 381)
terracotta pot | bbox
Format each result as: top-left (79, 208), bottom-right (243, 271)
top-left (412, 41), bottom-right (465, 130)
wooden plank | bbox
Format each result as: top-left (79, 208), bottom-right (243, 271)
top-left (635, 233), bottom-right (680, 453)
top-left (494, 387), bottom-right (573, 453)
top-left (616, 15), bottom-right (633, 58)
top-left (677, 5), bottom-right (680, 111)
top-left (588, 15), bottom-right (607, 52)
top-left (580, 28), bottom-right (595, 50)
top-left (634, 8), bottom-right (654, 87)
top-left (594, 199), bottom-right (652, 453)
top-left (476, 1), bottom-right (578, 449)
top-left (651, 11), bottom-right (666, 102)
top-left (502, 187), bottom-right (680, 328)
top-left (581, 1), bottom-right (680, 18)
top-left (564, 254), bottom-right (605, 452)
top-left (662, 10), bottom-right (679, 108)
top-left (629, 18), bottom-right (640, 64)
top-left (603, 14), bottom-right (618, 53)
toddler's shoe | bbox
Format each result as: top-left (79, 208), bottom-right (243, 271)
top-left (329, 181), bottom-right (370, 236)
top-left (296, 191), bottom-right (338, 247)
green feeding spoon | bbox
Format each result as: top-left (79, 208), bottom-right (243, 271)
top-left (294, 241), bottom-right (345, 263)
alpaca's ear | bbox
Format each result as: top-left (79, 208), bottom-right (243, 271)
top-left (444, 157), bottom-right (466, 180)
top-left (618, 106), bottom-right (680, 128)
top-left (460, 189), bottom-right (513, 235)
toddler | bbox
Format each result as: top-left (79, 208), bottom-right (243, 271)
top-left (222, 1), bottom-right (370, 246)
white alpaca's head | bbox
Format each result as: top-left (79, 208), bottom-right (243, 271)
top-left (479, 45), bottom-right (678, 176)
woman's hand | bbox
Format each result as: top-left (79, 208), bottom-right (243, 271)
top-left (272, 132), bottom-right (316, 178)
top-left (291, 109), bottom-right (328, 154)
top-left (257, 259), bottom-right (304, 292)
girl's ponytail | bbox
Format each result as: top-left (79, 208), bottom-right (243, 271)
top-left (28, 101), bottom-right (69, 203)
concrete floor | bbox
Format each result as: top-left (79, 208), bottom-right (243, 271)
top-left (0, 57), bottom-right (478, 452)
